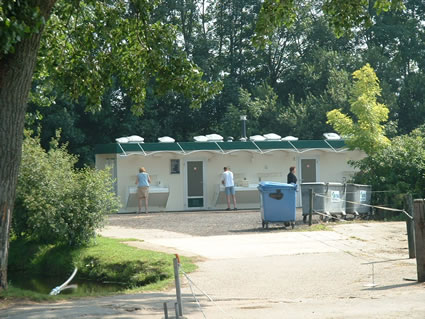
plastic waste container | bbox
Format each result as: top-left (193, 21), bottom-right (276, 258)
top-left (346, 183), bottom-right (372, 216)
top-left (301, 182), bottom-right (346, 219)
top-left (257, 182), bottom-right (297, 229)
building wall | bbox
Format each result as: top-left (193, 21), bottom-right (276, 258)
top-left (313, 151), bottom-right (363, 182)
top-left (96, 149), bottom-right (365, 212)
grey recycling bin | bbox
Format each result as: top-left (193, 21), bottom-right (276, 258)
top-left (346, 183), bottom-right (372, 215)
top-left (301, 182), bottom-right (346, 217)
top-left (258, 182), bottom-right (297, 229)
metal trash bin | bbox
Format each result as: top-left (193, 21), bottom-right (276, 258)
top-left (346, 183), bottom-right (372, 216)
top-left (258, 182), bottom-right (297, 229)
top-left (301, 182), bottom-right (346, 218)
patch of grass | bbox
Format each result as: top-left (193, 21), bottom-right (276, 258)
top-left (3, 236), bottom-right (196, 302)
top-left (0, 285), bottom-right (56, 302)
top-left (119, 238), bottom-right (144, 242)
top-left (73, 237), bottom-right (195, 290)
top-left (349, 235), bottom-right (367, 242)
top-left (293, 224), bottom-right (331, 232)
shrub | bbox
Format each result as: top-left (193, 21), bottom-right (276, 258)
top-left (351, 125), bottom-right (425, 210)
top-left (12, 131), bottom-right (120, 246)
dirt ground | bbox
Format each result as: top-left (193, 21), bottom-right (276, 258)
top-left (2, 210), bottom-right (425, 318)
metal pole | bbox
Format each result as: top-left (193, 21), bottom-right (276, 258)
top-left (404, 194), bottom-right (415, 258)
top-left (175, 302), bottom-right (179, 319)
top-left (163, 302), bottom-right (169, 319)
top-left (174, 257), bottom-right (183, 316)
top-left (240, 115), bottom-right (247, 139)
top-left (309, 188), bottom-right (313, 226)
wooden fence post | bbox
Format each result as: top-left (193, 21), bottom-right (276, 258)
top-left (173, 256), bottom-right (183, 316)
top-left (413, 199), bottom-right (425, 282)
top-left (404, 194), bottom-right (415, 258)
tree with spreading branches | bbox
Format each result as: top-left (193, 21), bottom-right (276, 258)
top-left (0, 0), bottom-right (219, 290)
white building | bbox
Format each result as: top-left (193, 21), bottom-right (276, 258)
top-left (95, 139), bottom-right (365, 213)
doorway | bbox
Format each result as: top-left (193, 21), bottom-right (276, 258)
top-left (186, 160), bottom-right (205, 208)
top-left (298, 158), bottom-right (318, 208)
top-left (300, 158), bottom-right (317, 183)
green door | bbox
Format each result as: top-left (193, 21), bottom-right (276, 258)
top-left (187, 161), bottom-right (204, 208)
top-left (301, 159), bottom-right (316, 182)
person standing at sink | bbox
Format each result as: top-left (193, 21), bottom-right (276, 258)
top-left (222, 167), bottom-right (237, 211)
top-left (287, 166), bottom-right (297, 184)
top-left (136, 167), bottom-right (151, 213)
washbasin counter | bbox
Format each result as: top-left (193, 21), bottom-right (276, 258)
top-left (214, 183), bottom-right (261, 209)
top-left (126, 186), bottom-right (170, 212)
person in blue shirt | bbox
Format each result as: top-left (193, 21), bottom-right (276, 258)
top-left (136, 167), bottom-right (151, 213)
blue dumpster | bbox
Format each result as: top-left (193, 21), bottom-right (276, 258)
top-left (257, 182), bottom-right (297, 229)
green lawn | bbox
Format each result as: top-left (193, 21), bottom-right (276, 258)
top-left (2, 236), bottom-right (196, 301)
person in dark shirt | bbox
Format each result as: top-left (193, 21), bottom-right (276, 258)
top-left (287, 166), bottom-right (297, 184)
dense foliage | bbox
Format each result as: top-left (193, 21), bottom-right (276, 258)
top-left (24, 0), bottom-right (425, 166)
top-left (0, 1), bottom-right (45, 55)
top-left (254, 0), bottom-right (405, 40)
top-left (30, 0), bottom-right (221, 113)
top-left (12, 131), bottom-right (120, 246)
top-left (327, 64), bottom-right (390, 155)
top-left (352, 125), bottom-right (425, 200)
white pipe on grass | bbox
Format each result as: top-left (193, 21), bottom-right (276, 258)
top-left (49, 267), bottom-right (78, 295)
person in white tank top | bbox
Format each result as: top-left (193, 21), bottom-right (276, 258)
top-left (221, 167), bottom-right (237, 210)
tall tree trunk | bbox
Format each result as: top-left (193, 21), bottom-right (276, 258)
top-left (0, 0), bottom-right (56, 290)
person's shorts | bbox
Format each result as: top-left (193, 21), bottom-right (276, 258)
top-left (225, 186), bottom-right (235, 195)
top-left (137, 186), bottom-right (149, 199)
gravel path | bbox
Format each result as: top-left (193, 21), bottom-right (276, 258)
top-left (106, 209), bottom-right (312, 237)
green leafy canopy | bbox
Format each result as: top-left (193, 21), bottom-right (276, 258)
top-left (254, 0), bottom-right (405, 46)
top-left (2, 0), bottom-right (221, 114)
top-left (0, 1), bottom-right (45, 55)
top-left (327, 64), bottom-right (390, 155)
